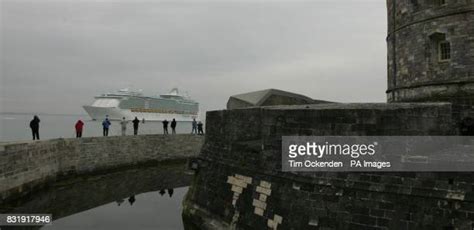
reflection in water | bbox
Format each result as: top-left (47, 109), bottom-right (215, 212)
top-left (116, 199), bottom-right (125, 206)
top-left (44, 188), bottom-right (190, 230)
top-left (0, 162), bottom-right (193, 230)
top-left (128, 196), bottom-right (136, 206)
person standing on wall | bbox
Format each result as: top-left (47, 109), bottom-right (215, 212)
top-left (171, 118), bottom-right (177, 134)
top-left (197, 121), bottom-right (204, 135)
top-left (132, 117), bottom-right (140, 135)
top-left (162, 119), bottom-right (169, 135)
top-left (120, 117), bottom-right (128, 136)
top-left (75, 120), bottom-right (84, 138)
top-left (191, 118), bottom-right (197, 134)
top-left (102, 117), bottom-right (111, 137)
top-left (29, 115), bottom-right (40, 140)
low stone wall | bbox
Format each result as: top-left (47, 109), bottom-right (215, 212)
top-left (0, 134), bottom-right (204, 202)
top-left (183, 103), bottom-right (474, 230)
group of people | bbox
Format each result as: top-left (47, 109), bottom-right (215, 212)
top-left (102, 116), bottom-right (204, 136)
top-left (162, 118), bottom-right (204, 135)
top-left (161, 118), bottom-right (176, 135)
top-left (102, 116), bottom-right (142, 137)
top-left (161, 118), bottom-right (204, 135)
top-left (28, 115), bottom-right (204, 140)
top-left (191, 118), bottom-right (205, 135)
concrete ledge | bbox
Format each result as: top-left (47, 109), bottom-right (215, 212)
top-left (0, 134), bottom-right (204, 202)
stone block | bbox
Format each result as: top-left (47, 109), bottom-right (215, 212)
top-left (253, 198), bottom-right (267, 209)
top-left (274, 214), bottom-right (283, 224)
top-left (256, 186), bottom-right (272, 196)
top-left (308, 219), bottom-right (319, 226)
top-left (231, 185), bottom-right (243, 194)
top-left (260, 180), bottom-right (271, 189)
top-left (254, 207), bottom-right (264, 216)
top-left (446, 192), bottom-right (465, 201)
top-left (259, 193), bottom-right (267, 202)
top-left (267, 219), bottom-right (275, 229)
top-left (227, 176), bottom-right (248, 188)
top-left (235, 174), bottom-right (252, 184)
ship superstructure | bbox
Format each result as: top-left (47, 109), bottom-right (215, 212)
top-left (83, 88), bottom-right (199, 121)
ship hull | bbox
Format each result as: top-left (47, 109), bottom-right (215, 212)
top-left (83, 106), bottom-right (197, 121)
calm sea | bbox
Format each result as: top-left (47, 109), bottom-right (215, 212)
top-left (0, 113), bottom-right (195, 142)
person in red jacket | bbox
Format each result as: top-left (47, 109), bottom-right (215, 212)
top-left (75, 120), bottom-right (84, 138)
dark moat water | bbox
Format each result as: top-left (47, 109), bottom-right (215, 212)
top-left (43, 187), bottom-right (189, 230)
top-left (0, 162), bottom-right (193, 230)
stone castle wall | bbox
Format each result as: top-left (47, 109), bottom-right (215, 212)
top-left (183, 2), bottom-right (474, 229)
top-left (183, 103), bottom-right (474, 230)
top-left (0, 134), bottom-right (204, 203)
top-left (386, 0), bottom-right (474, 113)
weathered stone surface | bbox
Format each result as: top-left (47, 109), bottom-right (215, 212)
top-left (386, 0), bottom-right (474, 117)
top-left (0, 134), bottom-right (203, 202)
top-left (183, 104), bottom-right (474, 230)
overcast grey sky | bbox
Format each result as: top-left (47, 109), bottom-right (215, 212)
top-left (1, 0), bottom-right (387, 116)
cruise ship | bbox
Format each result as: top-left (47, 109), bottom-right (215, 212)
top-left (83, 88), bottom-right (199, 121)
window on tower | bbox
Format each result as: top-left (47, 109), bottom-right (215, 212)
top-left (438, 41), bottom-right (451, 61)
top-left (429, 32), bottom-right (451, 63)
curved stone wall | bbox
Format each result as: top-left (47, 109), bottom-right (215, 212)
top-left (183, 104), bottom-right (474, 230)
top-left (386, 0), bottom-right (474, 106)
top-left (0, 134), bottom-right (204, 202)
